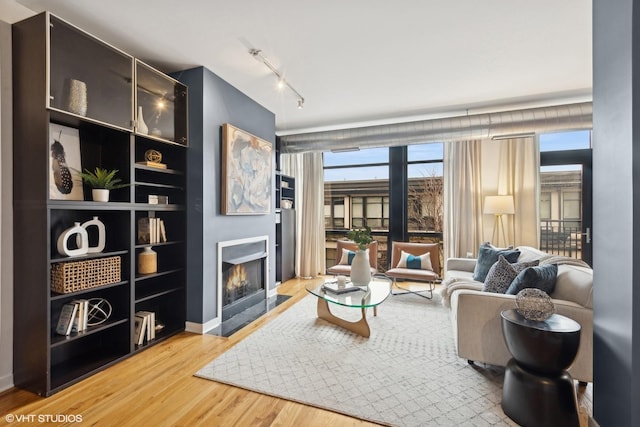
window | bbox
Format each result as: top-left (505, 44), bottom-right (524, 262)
top-left (407, 143), bottom-right (444, 232)
top-left (540, 192), bottom-right (551, 220)
top-left (324, 148), bottom-right (390, 231)
top-left (540, 130), bottom-right (591, 152)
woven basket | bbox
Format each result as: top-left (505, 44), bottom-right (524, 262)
top-left (51, 256), bottom-right (121, 294)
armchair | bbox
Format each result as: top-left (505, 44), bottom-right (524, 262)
top-left (327, 240), bottom-right (378, 276)
top-left (385, 241), bottom-right (440, 299)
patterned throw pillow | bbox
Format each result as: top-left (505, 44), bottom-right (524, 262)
top-left (472, 242), bottom-right (520, 282)
top-left (506, 264), bottom-right (558, 295)
top-left (483, 256), bottom-right (540, 293)
top-left (396, 250), bottom-right (433, 271)
top-left (338, 248), bottom-right (356, 265)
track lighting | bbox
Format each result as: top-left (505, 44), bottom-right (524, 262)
top-left (249, 48), bottom-right (305, 109)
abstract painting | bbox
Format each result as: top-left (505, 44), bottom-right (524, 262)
top-left (221, 124), bottom-right (272, 215)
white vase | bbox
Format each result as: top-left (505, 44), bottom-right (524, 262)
top-left (138, 247), bottom-right (157, 274)
top-left (92, 189), bottom-right (110, 202)
top-left (57, 222), bottom-right (89, 257)
top-left (350, 249), bottom-right (372, 287)
top-left (79, 216), bottom-right (106, 253)
top-left (137, 106), bottom-right (149, 135)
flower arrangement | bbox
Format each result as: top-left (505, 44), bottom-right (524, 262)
top-left (346, 225), bottom-right (374, 251)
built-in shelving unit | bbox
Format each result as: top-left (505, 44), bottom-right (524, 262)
top-left (12, 12), bottom-right (187, 396)
top-left (274, 138), bottom-right (296, 284)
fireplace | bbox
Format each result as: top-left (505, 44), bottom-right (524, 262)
top-left (218, 236), bottom-right (269, 322)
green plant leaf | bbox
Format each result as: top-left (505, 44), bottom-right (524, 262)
top-left (346, 225), bottom-right (374, 251)
top-left (74, 167), bottom-right (129, 190)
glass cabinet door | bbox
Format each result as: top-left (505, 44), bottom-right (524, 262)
top-left (135, 61), bottom-right (188, 145)
top-left (48, 15), bottom-right (133, 129)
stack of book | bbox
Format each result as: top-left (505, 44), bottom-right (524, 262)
top-left (137, 217), bottom-right (167, 244)
top-left (134, 310), bottom-right (156, 346)
top-left (55, 299), bottom-right (89, 336)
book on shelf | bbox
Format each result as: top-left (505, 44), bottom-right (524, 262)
top-left (135, 310), bottom-right (156, 344)
top-left (71, 299), bottom-right (88, 333)
top-left (136, 160), bottom-right (167, 169)
top-left (138, 217), bottom-right (167, 244)
top-left (134, 313), bottom-right (148, 346)
top-left (56, 303), bottom-right (78, 336)
top-left (321, 281), bottom-right (362, 295)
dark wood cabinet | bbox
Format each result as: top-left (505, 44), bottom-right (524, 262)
top-left (12, 12), bottom-right (187, 396)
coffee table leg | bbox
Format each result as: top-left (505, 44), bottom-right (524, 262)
top-left (316, 297), bottom-right (371, 338)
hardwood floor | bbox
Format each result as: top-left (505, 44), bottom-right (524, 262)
top-left (0, 277), bottom-right (377, 427)
top-left (0, 277), bottom-right (592, 426)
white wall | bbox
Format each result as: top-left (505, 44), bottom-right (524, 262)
top-left (0, 1), bottom-right (35, 392)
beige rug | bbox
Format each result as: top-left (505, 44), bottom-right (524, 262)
top-left (195, 292), bottom-right (517, 426)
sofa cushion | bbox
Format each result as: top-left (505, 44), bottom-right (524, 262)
top-left (516, 246), bottom-right (551, 263)
top-left (506, 264), bottom-right (558, 295)
top-left (483, 256), bottom-right (540, 294)
top-left (396, 250), bottom-right (433, 271)
top-left (473, 243), bottom-right (520, 282)
top-left (551, 265), bottom-right (594, 309)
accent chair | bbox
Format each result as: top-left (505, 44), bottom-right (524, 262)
top-left (385, 241), bottom-right (440, 299)
top-left (327, 240), bottom-right (378, 276)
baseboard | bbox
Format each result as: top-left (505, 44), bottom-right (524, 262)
top-left (185, 317), bottom-right (221, 335)
top-left (0, 372), bottom-right (14, 393)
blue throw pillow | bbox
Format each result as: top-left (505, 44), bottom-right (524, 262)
top-left (472, 243), bottom-right (520, 282)
top-left (506, 264), bottom-right (558, 295)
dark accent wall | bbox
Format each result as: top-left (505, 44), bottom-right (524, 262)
top-left (593, 0), bottom-right (640, 425)
top-left (173, 66), bottom-right (276, 324)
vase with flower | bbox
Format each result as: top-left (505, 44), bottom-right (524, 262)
top-left (346, 225), bottom-right (374, 287)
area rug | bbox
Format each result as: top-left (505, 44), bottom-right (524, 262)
top-left (195, 292), bottom-right (517, 426)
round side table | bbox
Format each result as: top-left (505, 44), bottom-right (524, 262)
top-left (500, 309), bottom-right (581, 427)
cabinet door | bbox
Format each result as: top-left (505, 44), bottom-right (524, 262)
top-left (49, 15), bottom-right (133, 129)
top-left (136, 61), bottom-right (188, 145)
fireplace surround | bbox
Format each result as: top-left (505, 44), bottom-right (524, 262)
top-left (217, 236), bottom-right (269, 322)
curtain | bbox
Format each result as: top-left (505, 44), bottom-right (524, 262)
top-left (443, 140), bottom-right (484, 260)
top-left (497, 137), bottom-right (540, 247)
top-left (281, 152), bottom-right (326, 278)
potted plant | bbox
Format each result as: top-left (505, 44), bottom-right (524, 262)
top-left (346, 226), bottom-right (374, 286)
top-left (76, 167), bottom-right (128, 202)
top-left (346, 225), bottom-right (374, 250)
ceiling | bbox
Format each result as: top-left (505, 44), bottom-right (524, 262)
top-left (10, 0), bottom-right (592, 135)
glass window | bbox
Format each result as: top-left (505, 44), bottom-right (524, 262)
top-left (324, 147), bottom-right (389, 167)
top-left (540, 192), bottom-right (551, 219)
top-left (408, 143), bottom-right (444, 232)
top-left (540, 130), bottom-right (591, 152)
top-left (563, 191), bottom-right (581, 219)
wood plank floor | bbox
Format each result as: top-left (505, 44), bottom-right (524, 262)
top-left (0, 277), bottom-right (592, 426)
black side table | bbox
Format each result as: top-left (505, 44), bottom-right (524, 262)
top-left (500, 309), bottom-right (581, 427)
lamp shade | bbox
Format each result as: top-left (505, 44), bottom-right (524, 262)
top-left (484, 195), bottom-right (515, 215)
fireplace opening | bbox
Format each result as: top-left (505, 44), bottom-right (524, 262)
top-left (221, 249), bottom-right (267, 321)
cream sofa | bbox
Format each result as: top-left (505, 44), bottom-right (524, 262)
top-left (440, 246), bottom-right (593, 383)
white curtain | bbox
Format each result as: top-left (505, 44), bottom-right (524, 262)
top-left (443, 140), bottom-right (485, 260)
top-left (281, 152), bottom-right (326, 278)
top-left (497, 137), bottom-right (540, 247)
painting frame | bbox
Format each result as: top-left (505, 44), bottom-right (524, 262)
top-left (49, 123), bottom-right (84, 201)
top-left (221, 123), bottom-right (272, 215)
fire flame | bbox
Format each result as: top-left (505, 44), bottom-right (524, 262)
top-left (226, 265), bottom-right (248, 289)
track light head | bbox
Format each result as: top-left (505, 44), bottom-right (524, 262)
top-left (248, 47), bottom-right (305, 110)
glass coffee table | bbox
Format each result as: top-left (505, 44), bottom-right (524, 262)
top-left (305, 276), bottom-right (391, 338)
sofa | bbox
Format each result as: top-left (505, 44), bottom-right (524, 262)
top-left (440, 245), bottom-right (593, 383)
